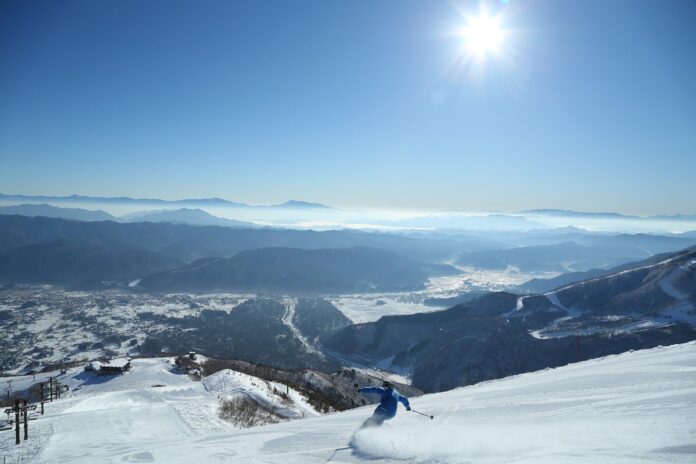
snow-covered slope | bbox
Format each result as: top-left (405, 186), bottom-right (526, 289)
top-left (0, 358), bottom-right (319, 463)
top-left (3, 343), bottom-right (696, 463)
top-left (202, 369), bottom-right (319, 421)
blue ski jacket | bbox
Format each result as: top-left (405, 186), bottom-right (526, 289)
top-left (359, 386), bottom-right (410, 417)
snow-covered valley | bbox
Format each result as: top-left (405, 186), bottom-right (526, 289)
top-left (1, 342), bottom-right (695, 463)
top-left (0, 289), bottom-right (253, 373)
top-left (330, 266), bottom-right (556, 323)
top-left (0, 265), bottom-right (545, 373)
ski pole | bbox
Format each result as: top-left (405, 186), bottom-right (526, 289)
top-left (410, 408), bottom-right (434, 419)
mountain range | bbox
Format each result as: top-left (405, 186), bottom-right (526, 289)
top-left (0, 203), bottom-right (259, 228)
top-left (138, 246), bottom-right (457, 293)
top-left (523, 208), bottom-right (696, 221)
top-left (0, 215), bottom-right (465, 288)
top-left (0, 203), bottom-right (115, 222)
top-left (0, 193), bottom-right (335, 210)
top-left (456, 235), bottom-right (696, 273)
top-left (1, 209), bottom-right (694, 397)
top-left (0, 214), bottom-right (470, 266)
top-left (0, 239), bottom-right (182, 288)
top-left (121, 208), bottom-right (256, 228)
top-left (324, 247), bottom-right (696, 391)
top-left (2, 214), bottom-right (696, 289)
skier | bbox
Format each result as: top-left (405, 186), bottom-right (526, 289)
top-left (356, 380), bottom-right (411, 428)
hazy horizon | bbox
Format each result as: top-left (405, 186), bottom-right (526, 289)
top-left (2, 191), bottom-right (696, 218)
top-left (3, 191), bottom-right (696, 235)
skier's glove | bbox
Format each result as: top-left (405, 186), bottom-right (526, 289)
top-left (406, 406), bottom-right (411, 411)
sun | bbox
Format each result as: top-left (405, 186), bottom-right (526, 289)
top-left (446, 5), bottom-right (514, 78)
top-left (461, 12), bottom-right (504, 58)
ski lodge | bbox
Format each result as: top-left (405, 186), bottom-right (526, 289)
top-left (85, 357), bottom-right (132, 375)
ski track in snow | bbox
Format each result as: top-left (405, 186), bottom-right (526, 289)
top-left (544, 290), bottom-right (572, 314)
top-left (658, 262), bottom-right (696, 325)
top-left (530, 253), bottom-right (696, 339)
top-left (509, 253), bottom-right (696, 338)
top-left (503, 295), bottom-right (529, 317)
top-left (550, 253), bottom-right (686, 294)
top-left (281, 297), bottom-right (324, 358)
top-left (659, 263), bottom-right (693, 302)
top-left (515, 295), bottom-right (526, 311)
top-left (1, 343), bottom-right (695, 463)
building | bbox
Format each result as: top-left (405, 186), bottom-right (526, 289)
top-left (84, 357), bottom-right (132, 375)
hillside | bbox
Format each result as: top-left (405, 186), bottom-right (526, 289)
top-left (122, 208), bottom-right (256, 228)
top-left (137, 297), bottom-right (351, 370)
top-left (549, 247), bottom-right (696, 316)
top-left (0, 295), bottom-right (351, 374)
top-left (457, 241), bottom-right (644, 272)
top-left (2, 342), bottom-right (694, 463)
top-left (518, 245), bottom-right (696, 293)
top-left (0, 215), bottom-right (467, 263)
top-left (0, 239), bottom-right (182, 287)
top-left (0, 193), bottom-right (335, 210)
top-left (138, 247), bottom-right (457, 293)
top-left (325, 247), bottom-right (696, 391)
top-left (0, 203), bottom-right (115, 222)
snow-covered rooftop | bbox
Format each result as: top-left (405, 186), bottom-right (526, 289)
top-left (102, 357), bottom-right (131, 369)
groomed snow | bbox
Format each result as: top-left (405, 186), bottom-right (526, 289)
top-left (0, 358), bottom-right (319, 463)
top-left (2, 343), bottom-right (695, 463)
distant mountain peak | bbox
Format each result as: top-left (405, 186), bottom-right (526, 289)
top-left (270, 200), bottom-right (335, 210)
top-left (0, 193), bottom-right (336, 210)
top-left (0, 203), bottom-right (115, 222)
top-left (121, 208), bottom-right (256, 228)
top-left (522, 209), bottom-right (631, 218)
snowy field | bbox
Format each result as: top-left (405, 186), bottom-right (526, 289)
top-left (330, 267), bottom-right (556, 323)
top-left (329, 294), bottom-right (441, 324)
top-left (0, 288), bottom-right (253, 373)
top-left (1, 342), bottom-right (694, 463)
top-left (0, 267), bottom-right (553, 371)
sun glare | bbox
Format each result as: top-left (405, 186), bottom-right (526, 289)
top-left (461, 12), bottom-right (504, 58)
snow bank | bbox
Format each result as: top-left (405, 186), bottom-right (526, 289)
top-left (349, 424), bottom-right (536, 462)
top-left (349, 417), bottom-right (682, 463)
top-left (203, 369), bottom-right (319, 419)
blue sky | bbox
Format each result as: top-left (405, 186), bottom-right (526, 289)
top-left (1, 0), bottom-right (695, 214)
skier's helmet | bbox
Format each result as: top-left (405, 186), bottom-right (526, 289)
top-left (382, 380), bottom-right (393, 389)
